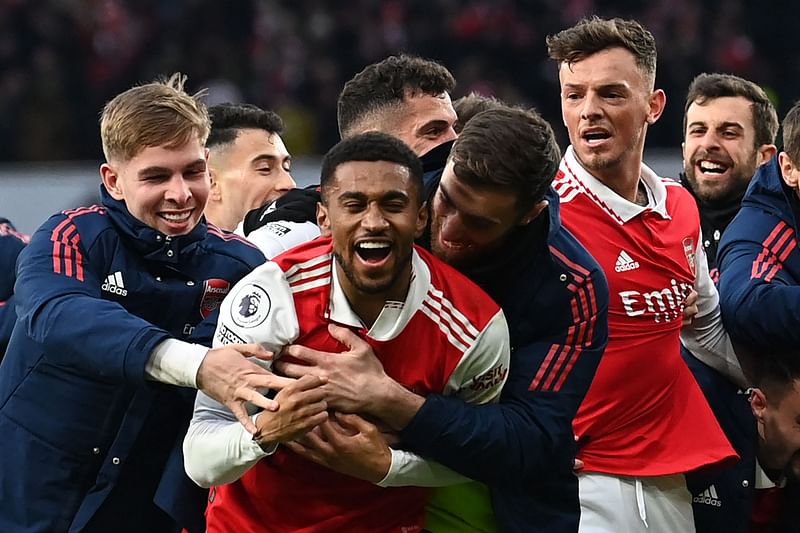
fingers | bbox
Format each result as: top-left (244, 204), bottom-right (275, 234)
top-left (233, 343), bottom-right (274, 361)
top-left (334, 412), bottom-right (374, 432)
top-left (280, 343), bottom-right (326, 365)
top-left (230, 402), bottom-right (257, 434)
top-left (275, 360), bottom-right (318, 379)
top-left (574, 458), bottom-right (585, 471)
top-left (235, 387), bottom-right (279, 413)
top-left (327, 323), bottom-right (364, 350)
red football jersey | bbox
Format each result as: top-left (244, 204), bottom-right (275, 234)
top-left (206, 237), bottom-right (508, 532)
top-left (554, 148), bottom-right (736, 476)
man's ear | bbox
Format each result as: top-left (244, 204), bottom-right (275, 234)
top-left (519, 199), bottom-right (549, 226)
top-left (316, 202), bottom-right (331, 237)
top-left (646, 89), bottom-right (667, 125)
top-left (100, 163), bottom-right (124, 200)
top-left (750, 387), bottom-right (768, 421)
top-left (415, 201), bottom-right (429, 239)
top-left (208, 170), bottom-right (223, 202)
top-left (780, 152), bottom-right (798, 188)
top-left (757, 144), bottom-right (778, 167)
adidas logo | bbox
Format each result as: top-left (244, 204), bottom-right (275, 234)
top-left (101, 271), bottom-right (128, 296)
top-left (614, 250), bottom-right (640, 272)
top-left (692, 484), bottom-right (722, 507)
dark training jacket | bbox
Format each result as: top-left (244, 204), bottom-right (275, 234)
top-left (0, 186), bottom-right (264, 533)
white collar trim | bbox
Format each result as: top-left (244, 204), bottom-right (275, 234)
top-left (562, 145), bottom-right (671, 223)
top-left (328, 249), bottom-right (429, 341)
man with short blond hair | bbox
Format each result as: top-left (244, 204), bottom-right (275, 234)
top-left (0, 74), bottom-right (316, 533)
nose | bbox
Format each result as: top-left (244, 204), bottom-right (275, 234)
top-left (697, 130), bottom-right (722, 151)
top-left (441, 126), bottom-right (458, 144)
top-left (275, 169), bottom-right (296, 193)
top-left (439, 213), bottom-right (467, 244)
top-left (165, 175), bottom-right (192, 204)
top-left (362, 203), bottom-right (389, 232)
top-left (580, 93), bottom-right (602, 120)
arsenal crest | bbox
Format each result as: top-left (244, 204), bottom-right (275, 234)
top-left (200, 279), bottom-right (231, 318)
top-left (682, 237), bottom-right (697, 277)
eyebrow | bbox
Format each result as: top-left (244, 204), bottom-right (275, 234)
top-left (252, 154), bottom-right (292, 165)
top-left (439, 182), bottom-right (501, 225)
top-left (138, 159), bottom-right (206, 177)
top-left (562, 82), bottom-right (630, 92)
top-left (337, 190), bottom-right (410, 203)
top-left (418, 119), bottom-right (452, 131)
top-left (687, 121), bottom-right (745, 130)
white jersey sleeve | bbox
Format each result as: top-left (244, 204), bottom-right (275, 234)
top-left (236, 220), bottom-right (321, 259)
top-left (681, 232), bottom-right (746, 386)
top-left (184, 261), bottom-right (300, 487)
top-left (378, 309), bottom-right (511, 487)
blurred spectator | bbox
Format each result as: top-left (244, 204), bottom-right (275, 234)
top-left (0, 216), bottom-right (28, 359)
top-left (0, 0), bottom-right (792, 161)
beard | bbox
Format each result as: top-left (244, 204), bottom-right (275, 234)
top-left (333, 248), bottom-right (413, 296)
top-left (684, 148), bottom-right (758, 203)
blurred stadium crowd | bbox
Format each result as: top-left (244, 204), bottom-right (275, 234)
top-left (0, 0), bottom-right (795, 162)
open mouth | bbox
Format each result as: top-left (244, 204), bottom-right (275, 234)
top-left (160, 210), bottom-right (193, 223)
top-left (696, 160), bottom-right (730, 176)
top-left (582, 129), bottom-right (611, 146)
top-left (355, 241), bottom-right (392, 264)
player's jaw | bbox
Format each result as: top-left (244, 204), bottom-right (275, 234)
top-left (337, 233), bottom-right (411, 295)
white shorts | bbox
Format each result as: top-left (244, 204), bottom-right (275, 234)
top-left (578, 472), bottom-right (695, 533)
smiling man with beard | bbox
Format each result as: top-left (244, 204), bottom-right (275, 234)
top-left (183, 132), bottom-right (510, 533)
top-left (680, 73), bottom-right (778, 281)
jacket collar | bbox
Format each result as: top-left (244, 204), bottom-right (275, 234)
top-left (562, 146), bottom-right (670, 223)
top-left (100, 185), bottom-right (207, 264)
top-left (680, 172), bottom-right (742, 232)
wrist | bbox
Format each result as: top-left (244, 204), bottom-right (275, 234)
top-left (372, 378), bottom-right (424, 431)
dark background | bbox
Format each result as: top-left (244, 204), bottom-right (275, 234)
top-left (0, 0), bottom-right (794, 163)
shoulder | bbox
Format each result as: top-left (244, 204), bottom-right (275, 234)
top-left (203, 223), bottom-right (266, 269)
top-left (548, 225), bottom-right (608, 297)
top-left (245, 221), bottom-right (321, 259)
top-left (35, 205), bottom-right (111, 250)
top-left (723, 206), bottom-right (793, 249)
top-left (416, 246), bottom-right (501, 329)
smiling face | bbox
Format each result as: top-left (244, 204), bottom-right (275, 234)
top-left (208, 128), bottom-right (296, 229)
top-left (429, 160), bottom-right (544, 269)
top-left (100, 137), bottom-right (209, 235)
top-left (559, 47), bottom-right (665, 184)
top-left (318, 160), bottom-right (427, 300)
top-left (683, 96), bottom-right (771, 203)
top-left (392, 92), bottom-right (458, 156)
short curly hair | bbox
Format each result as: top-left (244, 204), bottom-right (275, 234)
top-left (337, 54), bottom-right (455, 139)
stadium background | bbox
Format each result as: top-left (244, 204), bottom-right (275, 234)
top-left (0, 0), bottom-right (795, 233)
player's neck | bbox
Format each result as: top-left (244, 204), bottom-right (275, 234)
top-left (589, 155), bottom-right (645, 204)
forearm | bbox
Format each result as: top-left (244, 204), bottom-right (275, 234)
top-left (183, 392), bottom-right (272, 487)
top-left (369, 378), bottom-right (426, 431)
top-left (377, 448), bottom-right (471, 487)
top-left (146, 338), bottom-right (208, 388)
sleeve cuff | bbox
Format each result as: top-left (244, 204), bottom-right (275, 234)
top-left (146, 338), bottom-right (209, 388)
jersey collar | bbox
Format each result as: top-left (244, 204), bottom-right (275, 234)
top-left (328, 248), bottom-right (429, 341)
top-left (562, 146), bottom-right (671, 224)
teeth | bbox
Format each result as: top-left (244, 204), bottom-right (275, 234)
top-left (357, 242), bottom-right (390, 249)
top-left (698, 161), bottom-right (727, 173)
top-left (162, 212), bottom-right (191, 222)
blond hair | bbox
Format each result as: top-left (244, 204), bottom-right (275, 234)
top-left (100, 73), bottom-right (210, 163)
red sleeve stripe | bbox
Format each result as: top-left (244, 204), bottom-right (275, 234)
top-left (751, 221), bottom-right (797, 281)
top-left (549, 245), bottom-right (591, 277)
top-left (206, 224), bottom-right (258, 247)
top-left (529, 252), bottom-right (599, 392)
top-left (50, 206), bottom-right (104, 282)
